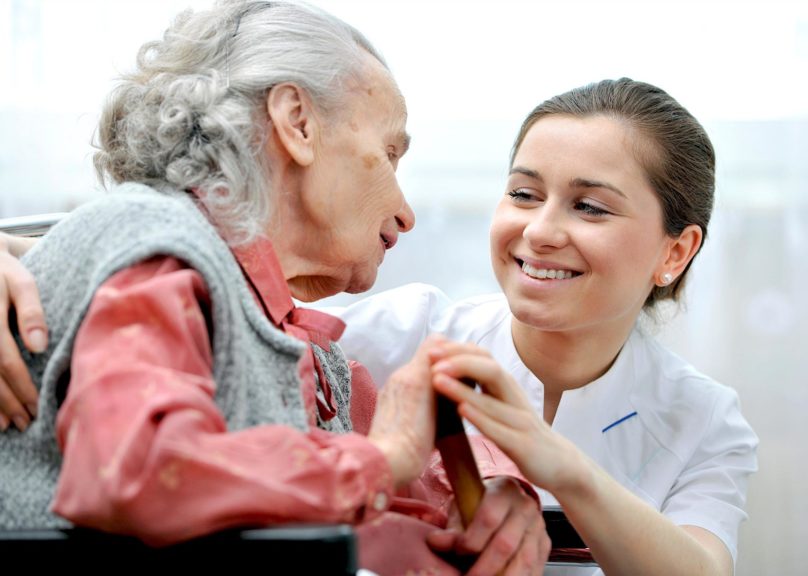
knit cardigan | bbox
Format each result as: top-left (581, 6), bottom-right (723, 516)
top-left (0, 184), bottom-right (352, 528)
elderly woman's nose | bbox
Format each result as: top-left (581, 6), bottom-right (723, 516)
top-left (396, 199), bottom-right (416, 233)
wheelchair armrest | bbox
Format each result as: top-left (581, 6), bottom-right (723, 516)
top-left (0, 523), bottom-right (358, 573)
top-left (0, 212), bottom-right (68, 237)
top-left (543, 508), bottom-right (598, 566)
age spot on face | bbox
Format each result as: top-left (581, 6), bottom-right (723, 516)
top-left (362, 153), bottom-right (379, 169)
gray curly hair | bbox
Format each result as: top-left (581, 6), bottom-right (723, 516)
top-left (94, 0), bottom-right (388, 244)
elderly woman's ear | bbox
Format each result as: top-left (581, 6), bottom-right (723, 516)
top-left (265, 83), bottom-right (318, 167)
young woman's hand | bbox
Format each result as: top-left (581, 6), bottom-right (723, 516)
top-left (0, 232), bottom-right (44, 431)
top-left (429, 340), bottom-right (586, 496)
top-left (432, 339), bottom-right (735, 576)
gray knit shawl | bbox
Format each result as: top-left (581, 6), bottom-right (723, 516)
top-left (0, 183), bottom-right (353, 529)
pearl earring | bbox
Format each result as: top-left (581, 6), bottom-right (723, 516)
top-left (661, 272), bottom-right (673, 285)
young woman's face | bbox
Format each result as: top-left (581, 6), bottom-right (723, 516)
top-left (490, 114), bottom-right (673, 337)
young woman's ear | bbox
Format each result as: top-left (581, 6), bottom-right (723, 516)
top-left (655, 224), bottom-right (703, 286)
top-left (265, 83), bottom-right (318, 167)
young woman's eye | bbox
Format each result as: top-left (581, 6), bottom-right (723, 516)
top-left (575, 200), bottom-right (610, 217)
top-left (507, 188), bottom-right (538, 203)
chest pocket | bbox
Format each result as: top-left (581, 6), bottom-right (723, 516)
top-left (601, 414), bottom-right (682, 510)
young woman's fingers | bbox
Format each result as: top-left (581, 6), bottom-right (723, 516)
top-left (2, 254), bottom-right (48, 353)
top-left (0, 385), bottom-right (31, 430)
top-left (427, 338), bottom-right (492, 363)
top-left (432, 352), bottom-right (529, 407)
top-left (457, 402), bottom-right (528, 457)
top-left (0, 349), bottom-right (32, 430)
top-left (433, 373), bottom-right (522, 427)
top-left (0, 278), bottom-right (40, 423)
top-left (0, 327), bottom-right (37, 426)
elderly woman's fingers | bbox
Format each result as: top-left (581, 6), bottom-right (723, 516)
top-left (501, 510), bottom-right (550, 576)
top-left (424, 526), bottom-right (463, 553)
top-left (473, 506), bottom-right (546, 576)
top-left (368, 336), bottom-right (441, 485)
top-left (460, 477), bottom-right (545, 576)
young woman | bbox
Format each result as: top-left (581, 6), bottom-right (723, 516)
top-left (328, 78), bottom-right (758, 575)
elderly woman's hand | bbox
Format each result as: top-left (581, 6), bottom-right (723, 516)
top-left (367, 336), bottom-right (440, 487)
top-left (428, 476), bottom-right (550, 575)
top-left (0, 232), bottom-right (44, 431)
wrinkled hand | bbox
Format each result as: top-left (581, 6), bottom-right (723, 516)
top-left (0, 233), bottom-right (45, 431)
top-left (367, 336), bottom-right (441, 487)
top-left (428, 476), bottom-right (550, 575)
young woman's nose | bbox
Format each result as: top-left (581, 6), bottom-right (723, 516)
top-left (523, 202), bottom-right (569, 249)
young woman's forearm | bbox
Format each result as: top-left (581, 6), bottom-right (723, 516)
top-left (555, 455), bottom-right (732, 576)
top-left (428, 345), bottom-right (736, 576)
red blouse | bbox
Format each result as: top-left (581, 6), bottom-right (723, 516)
top-left (51, 237), bottom-right (394, 546)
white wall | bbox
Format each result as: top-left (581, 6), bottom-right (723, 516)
top-left (2, 1), bottom-right (806, 573)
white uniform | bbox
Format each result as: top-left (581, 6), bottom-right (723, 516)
top-left (325, 283), bottom-right (758, 575)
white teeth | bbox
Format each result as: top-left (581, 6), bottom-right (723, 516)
top-left (521, 262), bottom-right (575, 280)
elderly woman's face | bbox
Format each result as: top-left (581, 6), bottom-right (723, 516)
top-left (302, 57), bottom-right (415, 297)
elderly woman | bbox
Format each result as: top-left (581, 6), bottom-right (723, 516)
top-left (0, 1), bottom-right (546, 574)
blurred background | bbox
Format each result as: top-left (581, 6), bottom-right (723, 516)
top-left (1, 0), bottom-right (806, 573)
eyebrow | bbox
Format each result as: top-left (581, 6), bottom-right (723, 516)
top-left (510, 167), bottom-right (627, 199)
top-left (570, 177), bottom-right (627, 199)
top-left (509, 166), bottom-right (542, 181)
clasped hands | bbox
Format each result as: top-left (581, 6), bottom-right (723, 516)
top-left (369, 336), bottom-right (550, 575)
